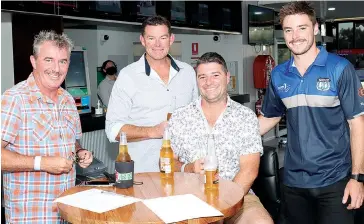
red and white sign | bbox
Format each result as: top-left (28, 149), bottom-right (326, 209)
top-left (192, 43), bottom-right (198, 55)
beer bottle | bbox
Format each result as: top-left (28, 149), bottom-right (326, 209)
top-left (116, 132), bottom-right (131, 162)
top-left (160, 128), bottom-right (174, 178)
top-left (204, 135), bottom-right (219, 189)
top-left (161, 176), bottom-right (175, 196)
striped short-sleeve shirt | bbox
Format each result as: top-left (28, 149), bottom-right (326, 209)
top-left (1, 74), bottom-right (82, 223)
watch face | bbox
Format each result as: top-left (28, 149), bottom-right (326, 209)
top-left (359, 174), bottom-right (364, 182)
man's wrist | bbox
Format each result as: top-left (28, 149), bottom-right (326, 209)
top-left (181, 163), bottom-right (188, 172)
top-left (350, 173), bottom-right (364, 183)
top-left (76, 148), bottom-right (87, 155)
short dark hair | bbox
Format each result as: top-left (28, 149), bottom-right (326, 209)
top-left (101, 60), bottom-right (116, 74)
top-left (141, 15), bottom-right (171, 35)
top-left (279, 1), bottom-right (316, 25)
top-left (196, 52), bottom-right (228, 73)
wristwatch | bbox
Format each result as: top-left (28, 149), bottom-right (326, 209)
top-left (350, 174), bottom-right (364, 182)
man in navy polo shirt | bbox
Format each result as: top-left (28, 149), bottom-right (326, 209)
top-left (259, 2), bottom-right (364, 224)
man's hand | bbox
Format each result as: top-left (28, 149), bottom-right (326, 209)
top-left (77, 149), bottom-right (93, 168)
top-left (185, 158), bottom-right (204, 174)
top-left (342, 179), bottom-right (364, 209)
top-left (148, 121), bottom-right (168, 139)
top-left (41, 156), bottom-right (73, 174)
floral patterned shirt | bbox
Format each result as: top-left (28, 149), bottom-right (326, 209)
top-left (169, 96), bottom-right (263, 181)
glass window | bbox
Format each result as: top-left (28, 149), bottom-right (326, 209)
top-left (171, 1), bottom-right (185, 24)
top-left (355, 22), bottom-right (364, 48)
top-left (338, 22), bottom-right (354, 49)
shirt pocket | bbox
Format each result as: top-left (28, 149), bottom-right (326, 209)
top-left (32, 113), bottom-right (53, 142)
top-left (64, 114), bottom-right (77, 143)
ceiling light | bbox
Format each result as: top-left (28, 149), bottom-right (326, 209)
top-left (254, 12), bottom-right (262, 15)
top-left (328, 7), bottom-right (335, 11)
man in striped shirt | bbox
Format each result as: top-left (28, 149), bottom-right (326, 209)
top-left (1, 30), bottom-right (93, 223)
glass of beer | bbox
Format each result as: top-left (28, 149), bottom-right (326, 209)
top-left (204, 155), bottom-right (218, 189)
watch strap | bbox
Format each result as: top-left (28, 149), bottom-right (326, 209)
top-left (351, 174), bottom-right (364, 182)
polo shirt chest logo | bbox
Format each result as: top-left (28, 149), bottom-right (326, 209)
top-left (277, 83), bottom-right (291, 92)
top-left (316, 78), bottom-right (330, 91)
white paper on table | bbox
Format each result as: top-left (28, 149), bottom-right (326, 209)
top-left (142, 194), bottom-right (223, 223)
top-left (54, 188), bottom-right (141, 213)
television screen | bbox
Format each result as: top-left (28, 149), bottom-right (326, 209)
top-left (95, 1), bottom-right (122, 14)
top-left (222, 8), bottom-right (232, 28)
top-left (66, 51), bottom-right (87, 88)
top-left (171, 1), bottom-right (186, 24)
top-left (137, 0), bottom-right (156, 17)
top-left (198, 3), bottom-right (209, 25)
top-left (248, 5), bottom-right (275, 45)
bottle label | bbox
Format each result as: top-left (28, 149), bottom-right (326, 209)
top-left (115, 171), bottom-right (132, 183)
top-left (160, 157), bottom-right (171, 174)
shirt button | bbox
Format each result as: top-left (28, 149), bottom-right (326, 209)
top-left (301, 80), bottom-right (303, 83)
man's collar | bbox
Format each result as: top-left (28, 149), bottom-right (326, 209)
top-left (193, 95), bottom-right (233, 109)
top-left (289, 46), bottom-right (328, 71)
top-left (28, 73), bottom-right (68, 104)
top-left (143, 53), bottom-right (181, 76)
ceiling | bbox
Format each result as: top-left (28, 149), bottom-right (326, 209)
top-left (258, 1), bottom-right (364, 21)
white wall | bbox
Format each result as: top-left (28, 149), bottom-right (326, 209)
top-left (96, 26), bottom-right (139, 67)
top-left (1, 12), bottom-right (15, 94)
top-left (177, 33), bottom-right (244, 94)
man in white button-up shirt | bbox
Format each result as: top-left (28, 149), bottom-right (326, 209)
top-left (105, 16), bottom-right (198, 173)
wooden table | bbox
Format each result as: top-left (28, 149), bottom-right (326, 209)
top-left (57, 172), bottom-right (244, 224)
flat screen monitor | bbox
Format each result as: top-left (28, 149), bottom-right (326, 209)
top-left (66, 51), bottom-right (87, 88)
top-left (95, 1), bottom-right (122, 14)
top-left (222, 8), bottom-right (232, 28)
top-left (248, 5), bottom-right (275, 45)
top-left (137, 0), bottom-right (156, 17)
top-left (171, 1), bottom-right (186, 24)
top-left (65, 48), bottom-right (91, 114)
top-left (198, 3), bottom-right (209, 25)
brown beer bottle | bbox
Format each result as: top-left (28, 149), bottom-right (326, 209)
top-left (160, 128), bottom-right (174, 178)
top-left (116, 132), bottom-right (131, 162)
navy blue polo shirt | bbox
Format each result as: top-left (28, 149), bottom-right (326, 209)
top-left (262, 47), bottom-right (364, 188)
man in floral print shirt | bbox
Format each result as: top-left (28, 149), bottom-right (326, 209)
top-left (169, 52), bottom-right (273, 224)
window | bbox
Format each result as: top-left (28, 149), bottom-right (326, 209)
top-left (355, 22), bottom-right (364, 48)
top-left (338, 22), bottom-right (354, 49)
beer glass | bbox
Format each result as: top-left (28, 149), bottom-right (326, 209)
top-left (204, 135), bottom-right (218, 189)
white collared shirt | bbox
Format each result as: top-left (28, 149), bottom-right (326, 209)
top-left (106, 54), bottom-right (198, 173)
